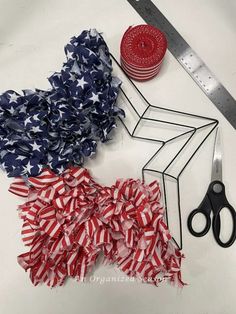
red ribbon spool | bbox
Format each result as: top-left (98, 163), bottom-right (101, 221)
top-left (120, 24), bottom-right (167, 81)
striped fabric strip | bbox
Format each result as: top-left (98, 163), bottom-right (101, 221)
top-left (101, 204), bottom-right (115, 221)
top-left (28, 169), bottom-right (58, 188)
top-left (133, 248), bottom-right (145, 262)
top-left (136, 206), bottom-right (153, 227)
top-left (125, 229), bottom-right (135, 248)
top-left (27, 200), bottom-right (46, 225)
top-left (39, 219), bottom-right (61, 238)
top-left (67, 250), bottom-right (78, 276)
top-left (149, 181), bottom-right (161, 202)
top-left (52, 178), bottom-right (66, 195)
top-left (10, 167), bottom-right (184, 288)
top-left (38, 205), bottom-right (56, 220)
top-left (8, 177), bottom-right (30, 197)
top-left (152, 247), bottom-right (163, 267)
top-left (38, 186), bottom-right (56, 203)
top-left (85, 216), bottom-right (103, 237)
top-left (21, 221), bottom-right (37, 246)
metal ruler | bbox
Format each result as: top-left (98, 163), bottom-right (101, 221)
top-left (127, 0), bottom-right (236, 129)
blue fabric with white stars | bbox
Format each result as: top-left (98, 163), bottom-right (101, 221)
top-left (0, 29), bottom-right (124, 177)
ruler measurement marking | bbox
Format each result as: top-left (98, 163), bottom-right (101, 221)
top-left (127, 0), bottom-right (236, 129)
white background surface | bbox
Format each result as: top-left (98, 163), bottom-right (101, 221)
top-left (0, 0), bottom-right (236, 313)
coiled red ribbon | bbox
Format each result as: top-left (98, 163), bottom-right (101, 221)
top-left (9, 167), bottom-right (185, 287)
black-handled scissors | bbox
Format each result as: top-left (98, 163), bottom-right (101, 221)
top-left (187, 128), bottom-right (236, 248)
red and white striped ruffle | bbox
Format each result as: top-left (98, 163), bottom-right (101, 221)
top-left (9, 167), bottom-right (185, 288)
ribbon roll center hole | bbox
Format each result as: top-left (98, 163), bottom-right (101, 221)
top-left (140, 41), bottom-right (146, 48)
top-left (137, 38), bottom-right (153, 54)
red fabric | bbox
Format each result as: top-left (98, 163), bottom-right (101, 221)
top-left (10, 167), bottom-right (185, 287)
top-left (120, 25), bottom-right (167, 81)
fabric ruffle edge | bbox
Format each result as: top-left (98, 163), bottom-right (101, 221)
top-left (9, 167), bottom-right (185, 288)
top-left (0, 29), bottom-right (124, 177)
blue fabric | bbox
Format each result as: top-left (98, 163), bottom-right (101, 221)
top-left (0, 29), bottom-right (124, 177)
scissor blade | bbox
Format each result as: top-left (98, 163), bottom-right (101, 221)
top-left (211, 128), bottom-right (223, 182)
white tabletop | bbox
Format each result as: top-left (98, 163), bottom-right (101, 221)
top-left (0, 1), bottom-right (236, 313)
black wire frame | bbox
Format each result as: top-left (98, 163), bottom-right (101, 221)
top-left (111, 54), bottom-right (219, 250)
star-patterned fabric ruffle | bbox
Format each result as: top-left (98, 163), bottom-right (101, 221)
top-left (0, 29), bottom-right (124, 177)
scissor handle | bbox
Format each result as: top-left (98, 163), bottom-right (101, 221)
top-left (209, 181), bottom-right (236, 248)
top-left (187, 193), bottom-right (212, 237)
